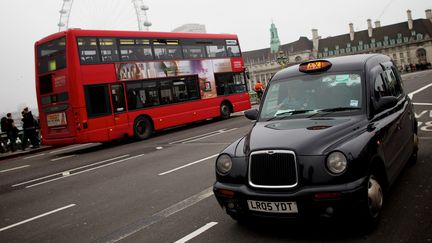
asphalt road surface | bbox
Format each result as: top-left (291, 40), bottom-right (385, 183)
top-left (1, 70), bottom-right (431, 243)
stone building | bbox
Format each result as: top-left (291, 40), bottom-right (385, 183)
top-left (243, 9), bottom-right (432, 92)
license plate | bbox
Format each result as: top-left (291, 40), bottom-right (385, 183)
top-left (247, 200), bottom-right (298, 213)
top-left (47, 112), bottom-right (67, 127)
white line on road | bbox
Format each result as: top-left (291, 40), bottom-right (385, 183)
top-left (23, 153), bottom-right (46, 160)
top-left (0, 165), bottom-right (30, 173)
top-left (169, 128), bottom-right (238, 144)
top-left (50, 155), bottom-right (77, 161)
top-left (174, 222), bottom-right (218, 243)
top-left (0, 204), bottom-right (76, 232)
top-left (49, 144), bottom-right (94, 154)
top-left (413, 102), bottom-right (432, 106)
top-left (26, 154), bottom-right (143, 188)
top-left (158, 154), bottom-right (219, 176)
top-left (408, 83), bottom-right (432, 99)
top-left (12, 154), bottom-right (130, 188)
top-left (103, 187), bottom-right (214, 243)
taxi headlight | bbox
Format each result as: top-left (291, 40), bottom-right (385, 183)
top-left (326, 152), bottom-right (347, 175)
top-left (216, 154), bottom-right (232, 175)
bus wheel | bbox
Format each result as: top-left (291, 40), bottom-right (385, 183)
top-left (220, 102), bottom-right (231, 119)
top-left (134, 117), bottom-right (152, 140)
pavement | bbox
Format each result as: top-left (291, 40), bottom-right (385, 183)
top-left (0, 145), bottom-right (52, 161)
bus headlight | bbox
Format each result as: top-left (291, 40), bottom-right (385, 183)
top-left (216, 154), bottom-right (233, 175)
top-left (326, 152), bottom-right (347, 175)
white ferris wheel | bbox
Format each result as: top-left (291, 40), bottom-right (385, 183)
top-left (57, 0), bottom-right (152, 32)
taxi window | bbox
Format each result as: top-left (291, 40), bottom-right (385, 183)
top-left (374, 74), bottom-right (390, 99)
top-left (384, 70), bottom-right (402, 97)
top-left (260, 73), bottom-right (362, 120)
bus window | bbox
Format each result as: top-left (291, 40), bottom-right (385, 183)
top-left (226, 45), bottom-right (241, 57)
top-left (37, 37), bottom-right (66, 73)
top-left (78, 37), bottom-right (100, 64)
top-left (215, 73), bottom-right (247, 95)
top-left (99, 38), bottom-right (119, 62)
top-left (84, 85), bottom-right (111, 117)
top-left (111, 84), bottom-right (126, 113)
top-left (160, 80), bottom-right (173, 104)
top-left (182, 46), bottom-right (206, 59)
top-left (126, 81), bottom-right (160, 110)
top-left (206, 45), bottom-right (227, 58)
top-left (119, 38), bottom-right (153, 61)
top-left (154, 46), bottom-right (182, 60)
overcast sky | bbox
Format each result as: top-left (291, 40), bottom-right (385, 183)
top-left (0, 0), bottom-right (430, 114)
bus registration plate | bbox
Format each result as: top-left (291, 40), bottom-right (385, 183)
top-left (247, 200), bottom-right (298, 213)
top-left (47, 112), bottom-right (67, 127)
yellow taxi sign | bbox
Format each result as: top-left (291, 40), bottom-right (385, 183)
top-left (299, 60), bottom-right (332, 73)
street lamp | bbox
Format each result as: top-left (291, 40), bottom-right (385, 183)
top-left (276, 51), bottom-right (289, 69)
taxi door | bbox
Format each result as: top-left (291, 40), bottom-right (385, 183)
top-left (110, 84), bottom-right (129, 140)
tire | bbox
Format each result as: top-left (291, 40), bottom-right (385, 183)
top-left (359, 173), bottom-right (384, 229)
top-left (220, 102), bottom-right (231, 120)
top-left (134, 116), bottom-right (153, 140)
top-left (409, 133), bottom-right (419, 165)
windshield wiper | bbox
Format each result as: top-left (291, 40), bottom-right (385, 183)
top-left (307, 107), bottom-right (360, 118)
top-left (267, 109), bottom-right (314, 121)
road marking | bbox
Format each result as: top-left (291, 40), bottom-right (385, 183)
top-left (12, 154), bottom-right (131, 188)
top-left (0, 165), bottom-right (30, 173)
top-left (23, 153), bottom-right (46, 160)
top-left (413, 102), bottom-right (432, 106)
top-left (26, 154), bottom-right (143, 188)
top-left (51, 155), bottom-right (77, 161)
top-left (158, 154), bottom-right (218, 176)
top-left (169, 128), bottom-right (238, 144)
top-left (0, 204), bottom-right (76, 232)
top-left (49, 144), bottom-right (94, 154)
top-left (408, 83), bottom-right (432, 99)
top-left (97, 187), bottom-right (213, 243)
top-left (174, 222), bottom-right (218, 243)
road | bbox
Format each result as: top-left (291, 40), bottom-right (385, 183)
top-left (1, 70), bottom-right (431, 243)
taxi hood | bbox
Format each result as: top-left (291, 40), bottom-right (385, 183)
top-left (244, 116), bottom-right (365, 156)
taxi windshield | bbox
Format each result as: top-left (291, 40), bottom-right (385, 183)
top-left (260, 72), bottom-right (363, 120)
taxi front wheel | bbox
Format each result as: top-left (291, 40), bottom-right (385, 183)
top-left (359, 173), bottom-right (384, 229)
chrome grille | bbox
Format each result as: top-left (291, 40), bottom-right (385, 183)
top-left (248, 150), bottom-right (298, 188)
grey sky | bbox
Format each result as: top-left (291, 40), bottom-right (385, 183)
top-left (0, 0), bottom-right (430, 114)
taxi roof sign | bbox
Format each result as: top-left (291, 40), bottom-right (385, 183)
top-left (299, 60), bottom-right (332, 73)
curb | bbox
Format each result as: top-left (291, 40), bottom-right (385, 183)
top-left (0, 146), bottom-right (52, 161)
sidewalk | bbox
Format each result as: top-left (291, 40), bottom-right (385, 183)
top-left (0, 145), bottom-right (52, 161)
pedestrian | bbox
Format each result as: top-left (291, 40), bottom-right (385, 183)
top-left (254, 80), bottom-right (264, 101)
top-left (21, 107), bottom-right (40, 149)
top-left (6, 113), bottom-right (18, 152)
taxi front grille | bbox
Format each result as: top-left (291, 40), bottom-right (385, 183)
top-left (248, 150), bottom-right (298, 188)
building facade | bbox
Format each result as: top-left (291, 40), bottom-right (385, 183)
top-left (243, 9), bottom-right (432, 92)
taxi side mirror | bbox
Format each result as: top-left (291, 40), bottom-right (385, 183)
top-left (244, 109), bottom-right (258, 120)
top-left (374, 96), bottom-right (398, 113)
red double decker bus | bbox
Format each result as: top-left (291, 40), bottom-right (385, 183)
top-left (35, 29), bottom-right (251, 145)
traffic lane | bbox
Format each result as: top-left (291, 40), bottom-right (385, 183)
top-left (0, 126), bottom-right (247, 242)
top-left (0, 142), bottom-right (157, 192)
top-left (401, 69), bottom-right (432, 93)
top-left (0, 115), bottom-right (251, 192)
top-left (131, 140), bottom-right (432, 243)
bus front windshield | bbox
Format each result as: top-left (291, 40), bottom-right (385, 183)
top-left (260, 72), bottom-right (363, 121)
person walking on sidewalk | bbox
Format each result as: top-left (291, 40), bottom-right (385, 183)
top-left (5, 113), bottom-right (18, 152)
top-left (21, 107), bottom-right (40, 150)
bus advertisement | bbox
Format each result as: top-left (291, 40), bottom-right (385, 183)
top-left (34, 29), bottom-right (251, 145)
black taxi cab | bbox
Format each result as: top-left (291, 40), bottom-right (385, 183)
top-left (213, 54), bottom-right (418, 226)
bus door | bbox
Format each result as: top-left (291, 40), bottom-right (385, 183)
top-left (110, 84), bottom-right (129, 139)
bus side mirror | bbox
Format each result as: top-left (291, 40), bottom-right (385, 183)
top-left (244, 109), bottom-right (258, 120)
